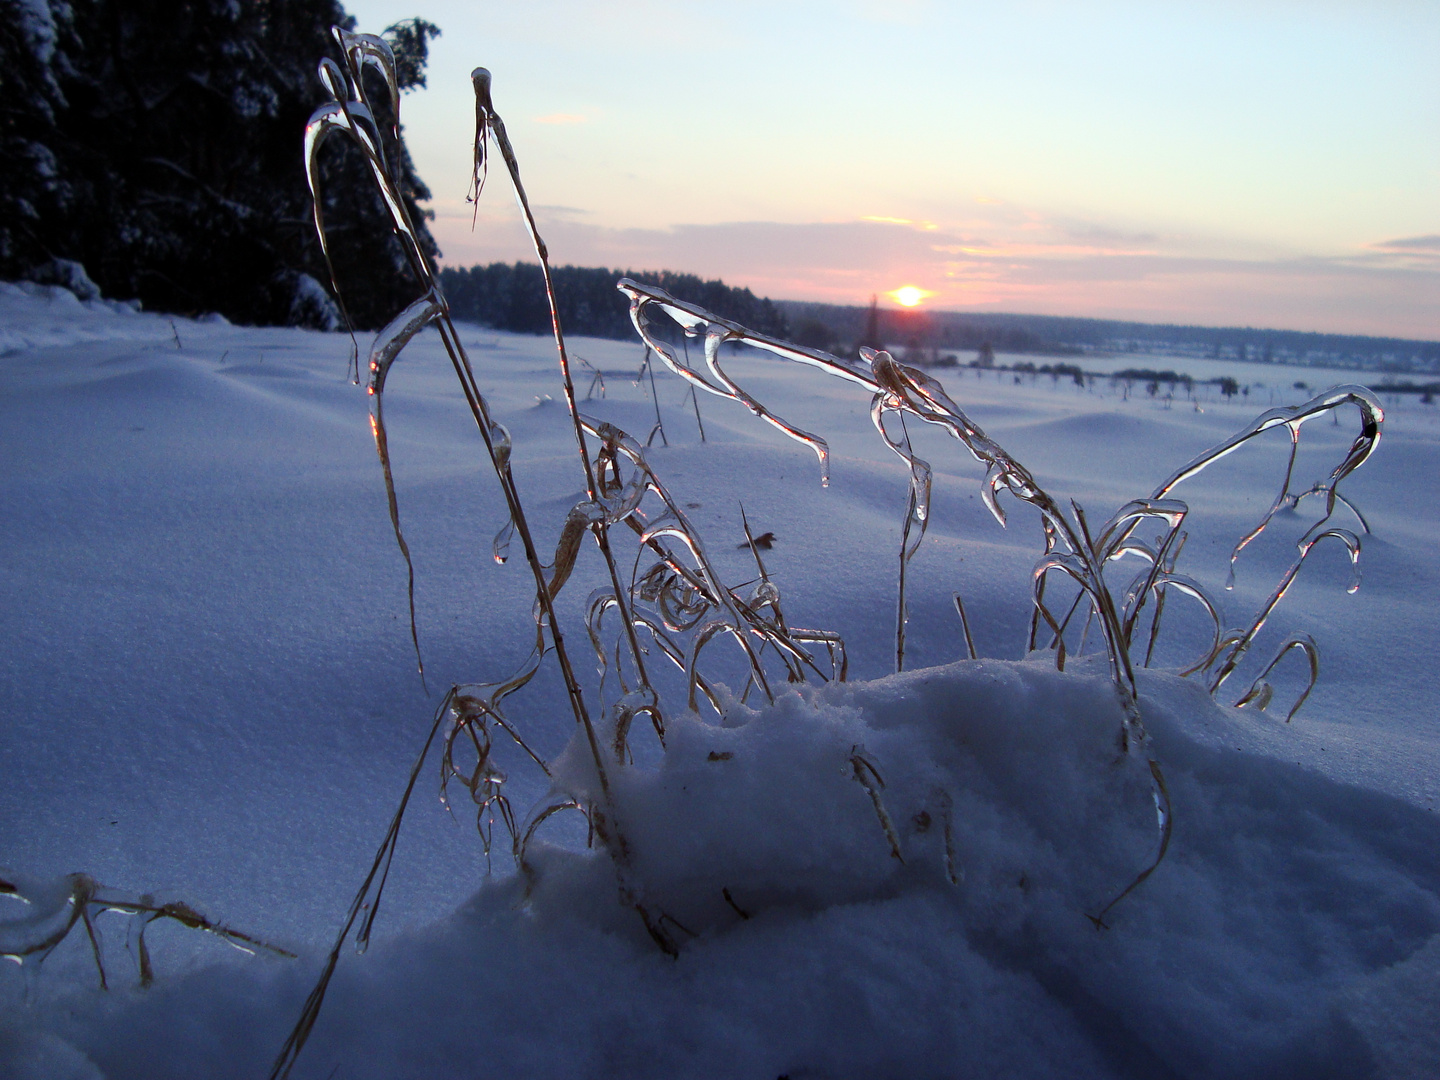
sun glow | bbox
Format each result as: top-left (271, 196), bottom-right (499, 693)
top-left (889, 286), bottom-right (933, 308)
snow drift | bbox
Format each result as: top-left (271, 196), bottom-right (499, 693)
top-left (7, 653), bottom-right (1438, 1079)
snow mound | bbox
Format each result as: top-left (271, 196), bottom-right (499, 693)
top-left (32, 660), bottom-right (1440, 1080)
top-left (0, 280), bottom-right (152, 354)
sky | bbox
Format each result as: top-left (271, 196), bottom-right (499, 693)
top-left (342, 1), bottom-right (1439, 339)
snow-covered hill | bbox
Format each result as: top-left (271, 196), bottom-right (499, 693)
top-left (2, 285), bottom-right (1437, 1078)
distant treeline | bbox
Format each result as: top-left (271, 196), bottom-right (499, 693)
top-left (778, 300), bottom-right (1440, 374)
top-left (439, 263), bottom-right (790, 341)
top-left (782, 301), bottom-right (1068, 357)
top-left (436, 261), bottom-right (1438, 376)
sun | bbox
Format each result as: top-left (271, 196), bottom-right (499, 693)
top-left (888, 285), bottom-right (933, 308)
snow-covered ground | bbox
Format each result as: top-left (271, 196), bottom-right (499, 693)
top-left (2, 282), bottom-right (1438, 1079)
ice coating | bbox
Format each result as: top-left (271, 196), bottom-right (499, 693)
top-left (615, 278), bottom-right (1387, 729)
top-left (1209, 528), bottom-right (1362, 695)
top-left (364, 292), bottom-right (446, 684)
top-left (618, 279), bottom-right (1179, 917)
top-left (1235, 632), bottom-right (1320, 722)
top-left (620, 281), bottom-right (833, 484)
top-left (0, 869), bottom-right (291, 991)
top-left (305, 29), bottom-right (432, 381)
top-left (577, 416), bottom-right (844, 715)
top-left (1148, 384), bottom-right (1382, 588)
top-left (612, 279), bottom-right (1389, 926)
top-left (870, 395), bottom-right (932, 672)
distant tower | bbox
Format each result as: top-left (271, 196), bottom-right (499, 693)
top-left (860, 294), bottom-right (881, 354)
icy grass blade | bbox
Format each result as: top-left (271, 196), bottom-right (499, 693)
top-left (306, 31), bottom-right (432, 331)
top-left (639, 347), bottom-right (670, 447)
top-left (1141, 531), bottom-right (1188, 667)
top-left (1, 868), bottom-right (293, 993)
top-left (872, 401), bottom-right (932, 672)
top-left (621, 280), bottom-right (832, 484)
top-left (270, 695), bottom-right (450, 1080)
top-left (688, 384), bottom-right (708, 441)
top-left (1209, 529), bottom-right (1360, 695)
top-left (1150, 385), bottom-right (1383, 588)
top-left (366, 292), bottom-right (445, 687)
top-left (517, 800), bottom-right (591, 888)
top-left (1233, 634), bottom-right (1320, 722)
top-left (1139, 572), bottom-right (1224, 677)
top-left (1224, 423), bottom-right (1300, 590)
top-left (0, 870), bottom-right (90, 966)
top-left (849, 748), bottom-right (904, 863)
top-left (577, 355), bottom-right (609, 400)
top-left (954, 594), bottom-right (978, 660)
top-left (470, 67), bottom-right (600, 501)
top-left (440, 691), bottom-right (551, 867)
top-left (1091, 499), bottom-right (1191, 664)
top-left (1089, 758), bottom-right (1173, 930)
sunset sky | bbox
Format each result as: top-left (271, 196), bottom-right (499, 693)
top-left (344, 1), bottom-right (1439, 339)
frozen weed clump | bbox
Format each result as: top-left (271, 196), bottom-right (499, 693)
top-left (278, 24), bottom-right (1386, 1077)
top-left (621, 279), bottom-right (1381, 923)
top-left (619, 280), bottom-right (1382, 725)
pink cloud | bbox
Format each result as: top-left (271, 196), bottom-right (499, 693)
top-left (429, 211), bottom-right (1439, 339)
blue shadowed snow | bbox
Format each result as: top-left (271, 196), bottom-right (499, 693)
top-left (2, 286), bottom-right (1438, 1078)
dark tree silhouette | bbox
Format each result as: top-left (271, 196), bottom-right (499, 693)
top-left (0, 0), bottom-right (440, 327)
top-left (440, 263), bottom-right (789, 342)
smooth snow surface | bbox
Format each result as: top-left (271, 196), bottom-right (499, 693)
top-left (2, 286), bottom-right (1438, 1078)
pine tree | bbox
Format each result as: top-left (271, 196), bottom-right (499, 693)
top-left (0, 0), bottom-right (440, 327)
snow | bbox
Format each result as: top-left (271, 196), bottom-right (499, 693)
top-left (2, 283), bottom-right (1438, 1078)
top-left (12, 0), bottom-right (60, 66)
